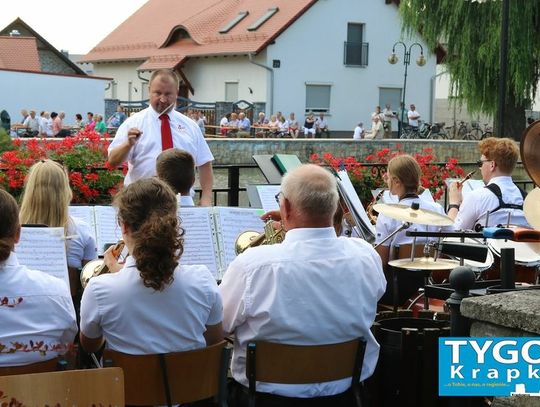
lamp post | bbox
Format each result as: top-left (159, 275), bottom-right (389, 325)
top-left (388, 41), bottom-right (426, 138)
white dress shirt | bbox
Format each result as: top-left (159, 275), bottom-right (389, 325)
top-left (453, 176), bottom-right (529, 230)
top-left (80, 256), bottom-right (222, 354)
top-left (177, 194), bottom-right (195, 207)
top-left (220, 227), bottom-right (386, 397)
top-left (0, 252), bottom-right (77, 367)
top-left (407, 110), bottom-right (420, 127)
top-left (375, 196), bottom-right (449, 250)
top-left (66, 216), bottom-right (97, 269)
top-left (109, 107), bottom-right (214, 185)
top-left (353, 125), bottom-right (364, 140)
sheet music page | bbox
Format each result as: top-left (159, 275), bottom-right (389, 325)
top-left (178, 207), bottom-right (220, 279)
top-left (337, 170), bottom-right (376, 235)
top-left (15, 227), bottom-right (69, 287)
top-left (68, 206), bottom-right (96, 237)
top-left (94, 206), bottom-right (122, 255)
top-left (214, 207), bottom-right (265, 274)
top-left (256, 185), bottom-right (281, 212)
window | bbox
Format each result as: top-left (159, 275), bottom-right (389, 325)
top-left (379, 88), bottom-right (402, 114)
top-left (225, 82), bottom-right (238, 102)
top-left (248, 7), bottom-right (279, 31)
top-left (344, 23), bottom-right (368, 66)
top-left (219, 11), bottom-right (249, 34)
top-left (305, 84), bottom-right (331, 114)
top-left (111, 81), bottom-right (117, 99)
top-left (141, 81), bottom-right (148, 100)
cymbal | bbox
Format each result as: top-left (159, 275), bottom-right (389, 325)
top-left (388, 257), bottom-right (460, 271)
top-left (524, 187), bottom-right (540, 230)
top-left (373, 203), bottom-right (454, 226)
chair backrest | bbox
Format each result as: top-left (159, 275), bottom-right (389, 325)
top-left (104, 341), bottom-right (229, 406)
top-left (246, 338), bottom-right (366, 385)
top-left (0, 367), bottom-right (124, 405)
top-left (0, 357), bottom-right (58, 377)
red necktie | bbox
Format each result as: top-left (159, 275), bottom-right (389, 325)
top-left (159, 114), bottom-right (173, 150)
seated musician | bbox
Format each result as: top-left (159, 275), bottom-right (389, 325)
top-left (448, 137), bottom-right (529, 230)
top-left (79, 178), bottom-right (223, 354)
top-left (19, 160), bottom-right (97, 296)
top-left (220, 164), bottom-right (386, 406)
top-left (156, 148), bottom-right (196, 207)
top-left (375, 155), bottom-right (448, 303)
top-left (0, 189), bottom-right (77, 367)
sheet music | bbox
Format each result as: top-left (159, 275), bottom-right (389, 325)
top-left (94, 206), bottom-right (122, 255)
top-left (337, 170), bottom-right (376, 237)
top-left (15, 227), bottom-right (69, 287)
top-left (214, 207), bottom-right (265, 273)
top-left (178, 207), bottom-right (220, 279)
top-left (68, 206), bottom-right (96, 229)
top-left (256, 185), bottom-right (281, 212)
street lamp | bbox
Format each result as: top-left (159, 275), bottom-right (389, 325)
top-left (388, 41), bottom-right (426, 138)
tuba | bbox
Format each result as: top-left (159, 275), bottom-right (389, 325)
top-left (80, 241), bottom-right (125, 289)
top-left (235, 218), bottom-right (284, 255)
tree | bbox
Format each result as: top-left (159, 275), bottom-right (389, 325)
top-left (399, 0), bottom-right (540, 140)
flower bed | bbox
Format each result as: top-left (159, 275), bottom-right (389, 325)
top-left (0, 129), bottom-right (124, 204)
top-left (310, 146), bottom-right (464, 206)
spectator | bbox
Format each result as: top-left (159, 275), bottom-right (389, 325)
top-left (315, 112), bottom-right (330, 138)
top-left (94, 114), bottom-right (107, 135)
top-left (53, 112), bottom-right (71, 137)
top-left (237, 112), bottom-right (251, 138)
top-left (407, 104), bottom-right (421, 130)
top-left (288, 112), bottom-right (299, 138)
top-left (278, 115), bottom-right (289, 138)
top-left (254, 112), bottom-right (269, 138)
top-left (74, 113), bottom-right (84, 128)
top-left (196, 111), bottom-right (206, 135)
top-left (303, 112), bottom-right (316, 138)
top-left (23, 110), bottom-right (39, 136)
top-left (39, 111), bottom-right (53, 138)
top-left (220, 113), bottom-right (231, 136)
top-left (367, 116), bottom-right (384, 140)
top-left (382, 104), bottom-right (396, 138)
top-left (227, 112), bottom-right (239, 137)
top-left (353, 122), bottom-right (365, 140)
top-left (106, 105), bottom-right (127, 128)
top-left (86, 112), bottom-right (95, 131)
top-left (267, 114), bottom-right (280, 138)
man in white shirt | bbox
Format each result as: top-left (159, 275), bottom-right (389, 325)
top-left (220, 164), bottom-right (386, 405)
top-left (448, 137), bottom-right (529, 230)
top-left (407, 104), bottom-right (421, 130)
top-left (353, 122), bottom-right (365, 140)
top-left (108, 69), bottom-right (214, 206)
top-left (382, 104), bottom-right (396, 138)
top-left (156, 148), bottom-right (196, 207)
top-left (315, 112), bottom-right (330, 138)
top-left (22, 110), bottom-right (39, 136)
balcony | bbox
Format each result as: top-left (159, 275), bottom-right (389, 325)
top-left (343, 42), bottom-right (369, 67)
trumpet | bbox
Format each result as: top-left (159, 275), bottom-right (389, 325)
top-left (235, 218), bottom-right (284, 255)
top-left (80, 241), bottom-right (125, 289)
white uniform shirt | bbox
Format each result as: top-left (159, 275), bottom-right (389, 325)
top-left (80, 256), bottom-right (222, 354)
top-left (177, 195), bottom-right (195, 207)
top-left (375, 196), bottom-right (448, 250)
top-left (0, 253), bottom-right (77, 367)
top-left (66, 216), bottom-right (97, 269)
top-left (108, 107), bottom-right (214, 185)
top-left (220, 227), bottom-right (386, 397)
top-left (453, 176), bottom-right (529, 231)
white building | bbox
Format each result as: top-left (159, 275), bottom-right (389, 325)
top-left (83, 0), bottom-right (438, 132)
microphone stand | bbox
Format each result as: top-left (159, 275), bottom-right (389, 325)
top-left (373, 221), bottom-right (412, 249)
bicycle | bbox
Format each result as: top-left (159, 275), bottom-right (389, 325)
top-left (426, 122), bottom-right (448, 139)
top-left (465, 122), bottom-right (493, 140)
top-left (457, 121), bottom-right (468, 139)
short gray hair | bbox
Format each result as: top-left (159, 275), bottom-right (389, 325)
top-left (281, 164), bottom-right (338, 219)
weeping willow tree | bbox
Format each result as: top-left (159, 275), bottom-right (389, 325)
top-left (400, 0), bottom-right (540, 140)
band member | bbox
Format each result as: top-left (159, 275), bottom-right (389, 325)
top-left (448, 137), bottom-right (529, 230)
top-left (79, 178), bottom-right (222, 354)
top-left (375, 155), bottom-right (447, 303)
top-left (0, 189), bottom-right (77, 367)
top-left (220, 164), bottom-right (385, 406)
top-left (19, 160), bottom-right (97, 296)
top-left (156, 148), bottom-right (196, 206)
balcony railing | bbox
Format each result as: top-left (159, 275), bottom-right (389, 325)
top-left (343, 42), bottom-right (369, 67)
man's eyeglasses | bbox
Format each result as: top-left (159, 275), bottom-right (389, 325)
top-left (274, 191), bottom-right (284, 205)
top-left (476, 159), bottom-right (493, 167)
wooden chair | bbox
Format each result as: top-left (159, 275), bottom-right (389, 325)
top-left (246, 338), bottom-right (366, 407)
top-left (0, 357), bottom-right (58, 377)
top-left (104, 341), bottom-right (230, 407)
top-left (0, 367), bottom-right (124, 405)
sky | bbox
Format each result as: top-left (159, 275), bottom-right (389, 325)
top-left (1, 0), bottom-right (149, 55)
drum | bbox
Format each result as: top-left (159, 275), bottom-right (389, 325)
top-left (442, 237), bottom-right (494, 276)
top-left (486, 239), bottom-right (540, 283)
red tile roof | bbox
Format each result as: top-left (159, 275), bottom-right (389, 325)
top-left (0, 36), bottom-right (40, 71)
top-left (83, 0), bottom-right (316, 69)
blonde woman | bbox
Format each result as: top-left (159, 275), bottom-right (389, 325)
top-left (19, 160), bottom-right (97, 295)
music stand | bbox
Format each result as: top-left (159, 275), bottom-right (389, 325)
top-left (252, 155), bottom-right (283, 184)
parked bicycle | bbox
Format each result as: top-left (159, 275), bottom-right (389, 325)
top-left (464, 122), bottom-right (493, 140)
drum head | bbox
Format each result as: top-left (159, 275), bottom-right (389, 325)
top-left (443, 237), bottom-right (494, 271)
top-left (488, 239), bottom-right (540, 266)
